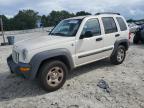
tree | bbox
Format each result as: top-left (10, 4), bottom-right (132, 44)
top-left (47, 10), bottom-right (75, 26)
top-left (12, 10), bottom-right (39, 30)
top-left (0, 15), bottom-right (10, 31)
top-left (127, 19), bottom-right (135, 23)
top-left (41, 15), bottom-right (49, 27)
top-left (76, 11), bottom-right (91, 16)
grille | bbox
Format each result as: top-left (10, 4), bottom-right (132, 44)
top-left (12, 50), bottom-right (19, 63)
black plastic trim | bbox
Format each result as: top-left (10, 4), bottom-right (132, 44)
top-left (78, 47), bottom-right (113, 58)
top-left (111, 39), bottom-right (129, 57)
top-left (29, 48), bottom-right (74, 79)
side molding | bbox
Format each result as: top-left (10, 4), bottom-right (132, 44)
top-left (78, 47), bottom-right (113, 58)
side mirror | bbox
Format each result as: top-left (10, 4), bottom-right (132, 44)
top-left (80, 31), bottom-right (93, 39)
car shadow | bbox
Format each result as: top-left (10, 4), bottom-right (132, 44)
top-left (0, 58), bottom-right (112, 102)
top-left (129, 42), bottom-right (144, 48)
top-left (0, 72), bottom-right (46, 102)
top-left (68, 58), bottom-right (113, 80)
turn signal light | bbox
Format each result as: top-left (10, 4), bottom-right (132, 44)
top-left (19, 67), bottom-right (30, 72)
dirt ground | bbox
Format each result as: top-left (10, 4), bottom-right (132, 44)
top-left (0, 34), bottom-right (144, 108)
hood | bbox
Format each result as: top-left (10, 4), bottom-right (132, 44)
top-left (14, 35), bottom-right (75, 50)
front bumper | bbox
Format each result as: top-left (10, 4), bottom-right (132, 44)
top-left (7, 55), bottom-right (32, 79)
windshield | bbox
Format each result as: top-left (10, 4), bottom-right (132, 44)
top-left (49, 19), bottom-right (82, 37)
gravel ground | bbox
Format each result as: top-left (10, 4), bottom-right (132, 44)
top-left (0, 33), bottom-right (144, 108)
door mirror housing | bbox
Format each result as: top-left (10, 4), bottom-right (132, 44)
top-left (80, 31), bottom-right (93, 39)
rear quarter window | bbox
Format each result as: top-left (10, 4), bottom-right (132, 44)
top-left (102, 17), bottom-right (118, 34)
top-left (116, 17), bottom-right (127, 31)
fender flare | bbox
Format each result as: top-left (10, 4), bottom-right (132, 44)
top-left (111, 39), bottom-right (129, 56)
top-left (29, 48), bottom-right (74, 79)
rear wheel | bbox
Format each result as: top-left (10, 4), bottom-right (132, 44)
top-left (133, 35), bottom-right (140, 44)
top-left (110, 45), bottom-right (126, 65)
top-left (141, 38), bottom-right (144, 44)
top-left (140, 30), bottom-right (144, 44)
top-left (133, 31), bottom-right (141, 44)
top-left (38, 60), bottom-right (68, 92)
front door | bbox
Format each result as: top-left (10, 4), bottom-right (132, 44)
top-left (75, 18), bottom-right (105, 66)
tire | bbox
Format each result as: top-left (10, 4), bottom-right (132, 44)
top-left (133, 31), bottom-right (141, 44)
top-left (110, 45), bottom-right (126, 65)
top-left (140, 30), bottom-right (144, 44)
top-left (38, 60), bottom-right (68, 92)
top-left (141, 38), bottom-right (144, 44)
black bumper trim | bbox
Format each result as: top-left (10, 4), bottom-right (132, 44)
top-left (7, 55), bottom-right (31, 79)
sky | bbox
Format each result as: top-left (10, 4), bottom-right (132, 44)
top-left (0, 0), bottom-right (144, 20)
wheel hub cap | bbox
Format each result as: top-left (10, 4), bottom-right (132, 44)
top-left (117, 48), bottom-right (124, 62)
top-left (47, 67), bottom-right (64, 87)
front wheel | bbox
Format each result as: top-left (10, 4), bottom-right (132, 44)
top-left (110, 45), bottom-right (126, 65)
top-left (38, 60), bottom-right (68, 92)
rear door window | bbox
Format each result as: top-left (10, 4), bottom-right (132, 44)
top-left (102, 17), bottom-right (118, 34)
top-left (116, 17), bottom-right (127, 31)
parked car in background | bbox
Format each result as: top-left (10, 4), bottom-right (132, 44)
top-left (135, 21), bottom-right (144, 26)
top-left (133, 24), bottom-right (144, 44)
top-left (128, 23), bottom-right (139, 33)
top-left (7, 13), bottom-right (130, 92)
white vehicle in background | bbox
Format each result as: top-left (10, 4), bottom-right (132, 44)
top-left (128, 23), bottom-right (139, 33)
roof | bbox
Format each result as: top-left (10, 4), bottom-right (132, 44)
top-left (67, 15), bottom-right (89, 20)
top-left (67, 12), bottom-right (121, 20)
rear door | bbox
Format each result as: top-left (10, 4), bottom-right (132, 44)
top-left (101, 17), bottom-right (119, 56)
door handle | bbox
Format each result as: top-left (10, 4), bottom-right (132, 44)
top-left (115, 34), bottom-right (120, 37)
top-left (96, 37), bottom-right (103, 41)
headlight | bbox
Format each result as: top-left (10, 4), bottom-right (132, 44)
top-left (22, 49), bottom-right (28, 60)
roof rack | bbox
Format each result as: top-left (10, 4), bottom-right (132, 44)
top-left (96, 12), bottom-right (120, 15)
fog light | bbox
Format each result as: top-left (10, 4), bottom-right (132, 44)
top-left (19, 67), bottom-right (30, 72)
